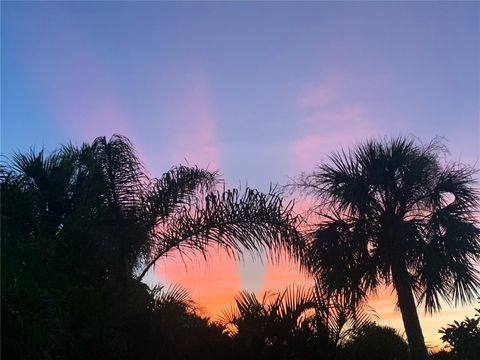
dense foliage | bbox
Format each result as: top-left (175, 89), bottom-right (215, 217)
top-left (1, 135), bottom-right (302, 359)
top-left (2, 135), bottom-right (479, 359)
top-left (218, 285), bottom-right (374, 360)
top-left (438, 304), bottom-right (480, 360)
top-left (342, 323), bottom-right (409, 360)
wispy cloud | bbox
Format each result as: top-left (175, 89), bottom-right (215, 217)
top-left (289, 71), bottom-right (381, 175)
top-left (290, 105), bottom-right (374, 171)
top-left (297, 83), bottom-right (338, 110)
top-left (159, 71), bottom-right (220, 171)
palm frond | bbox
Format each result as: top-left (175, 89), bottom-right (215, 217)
top-left (150, 284), bottom-right (194, 310)
top-left (88, 134), bottom-right (147, 212)
top-left (145, 165), bottom-right (219, 226)
top-left (138, 187), bottom-right (303, 280)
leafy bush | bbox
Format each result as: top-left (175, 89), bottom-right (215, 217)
top-left (342, 322), bottom-right (409, 360)
top-left (439, 305), bottom-right (480, 360)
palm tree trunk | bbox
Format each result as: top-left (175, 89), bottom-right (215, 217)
top-left (392, 263), bottom-right (429, 360)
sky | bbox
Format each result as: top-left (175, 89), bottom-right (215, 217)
top-left (2, 1), bottom-right (479, 348)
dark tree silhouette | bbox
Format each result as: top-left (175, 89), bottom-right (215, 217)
top-left (1, 134), bottom-right (303, 359)
top-left (6, 135), bottom-right (302, 280)
top-left (219, 285), bottom-right (373, 359)
top-left (439, 303), bottom-right (480, 360)
top-left (295, 137), bottom-right (480, 360)
top-left (343, 323), bottom-right (409, 360)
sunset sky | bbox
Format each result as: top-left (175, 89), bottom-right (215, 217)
top-left (2, 1), bottom-right (479, 347)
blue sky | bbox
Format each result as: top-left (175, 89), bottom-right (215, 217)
top-left (2, 1), bottom-right (479, 345)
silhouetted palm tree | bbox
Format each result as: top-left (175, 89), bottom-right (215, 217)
top-left (7, 135), bottom-right (302, 281)
top-left (72, 135), bottom-right (302, 282)
top-left (2, 135), bottom-right (303, 359)
top-left (219, 285), bottom-right (373, 359)
top-left (119, 282), bottom-right (234, 360)
top-left (219, 287), bottom-right (315, 359)
top-left (295, 137), bottom-right (480, 360)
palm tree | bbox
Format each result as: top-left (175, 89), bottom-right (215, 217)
top-left (1, 148), bottom-right (97, 359)
top-left (219, 285), bottom-right (373, 359)
top-left (128, 284), bottom-right (233, 360)
top-left (294, 137), bottom-right (480, 360)
top-left (69, 135), bottom-right (302, 282)
top-left (2, 134), bottom-right (303, 359)
top-left (219, 287), bottom-right (316, 359)
top-left (8, 134), bottom-right (302, 282)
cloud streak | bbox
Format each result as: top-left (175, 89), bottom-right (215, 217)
top-left (159, 71), bottom-right (220, 171)
top-left (289, 71), bottom-right (381, 175)
top-left (148, 71), bottom-right (241, 317)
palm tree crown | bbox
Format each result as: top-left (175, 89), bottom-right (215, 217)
top-left (295, 137), bottom-right (480, 360)
top-left (6, 134), bottom-right (303, 280)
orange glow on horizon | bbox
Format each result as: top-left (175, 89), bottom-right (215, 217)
top-left (156, 245), bottom-right (241, 318)
top-left (155, 251), bottom-right (477, 349)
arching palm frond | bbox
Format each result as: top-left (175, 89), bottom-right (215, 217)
top-left (138, 187), bottom-right (303, 280)
top-left (87, 134), bottom-right (147, 212)
top-left (311, 282), bottom-right (377, 347)
top-left (217, 284), bottom-right (375, 358)
top-left (11, 148), bottom-right (77, 236)
top-left (144, 165), bottom-right (219, 227)
top-left (150, 284), bottom-right (194, 311)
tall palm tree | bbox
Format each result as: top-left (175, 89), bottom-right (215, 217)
top-left (6, 134), bottom-right (303, 281)
top-left (69, 135), bottom-right (303, 282)
top-left (294, 137), bottom-right (480, 360)
top-left (2, 134), bottom-right (303, 359)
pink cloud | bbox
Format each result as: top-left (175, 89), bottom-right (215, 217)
top-left (290, 104), bottom-right (377, 174)
top-left (288, 70), bottom-right (385, 175)
top-left (147, 72), bottom-right (234, 316)
top-left (297, 71), bottom-right (350, 110)
top-left (158, 71), bottom-right (220, 171)
top-left (298, 83), bottom-right (337, 109)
